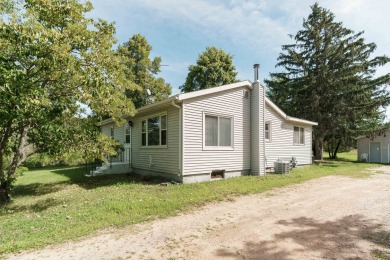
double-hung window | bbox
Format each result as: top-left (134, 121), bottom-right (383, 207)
top-left (204, 114), bottom-right (233, 148)
top-left (125, 124), bottom-right (131, 144)
top-left (293, 126), bottom-right (305, 145)
top-left (265, 122), bottom-right (271, 141)
top-left (141, 114), bottom-right (167, 147)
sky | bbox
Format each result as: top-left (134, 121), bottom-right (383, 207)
top-left (88, 0), bottom-right (390, 117)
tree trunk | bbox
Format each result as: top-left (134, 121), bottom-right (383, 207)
top-left (0, 119), bottom-right (13, 203)
top-left (0, 150), bottom-right (10, 203)
top-left (314, 137), bottom-right (324, 160)
top-left (0, 123), bottom-right (31, 203)
top-left (0, 180), bottom-right (10, 203)
top-left (333, 140), bottom-right (342, 159)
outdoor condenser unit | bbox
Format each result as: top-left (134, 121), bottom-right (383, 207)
top-left (274, 160), bottom-right (291, 174)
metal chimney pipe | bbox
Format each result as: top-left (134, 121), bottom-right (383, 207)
top-left (253, 64), bottom-right (260, 82)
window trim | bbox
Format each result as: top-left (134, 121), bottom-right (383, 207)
top-left (124, 124), bottom-right (131, 144)
top-left (293, 126), bottom-right (305, 145)
top-left (110, 126), bottom-right (114, 138)
top-left (140, 112), bottom-right (168, 148)
top-left (202, 112), bottom-right (234, 151)
top-left (265, 122), bottom-right (271, 142)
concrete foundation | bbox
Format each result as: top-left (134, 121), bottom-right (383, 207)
top-left (132, 167), bottom-right (181, 182)
top-left (93, 164), bottom-right (251, 184)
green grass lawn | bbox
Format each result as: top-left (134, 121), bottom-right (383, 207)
top-left (323, 149), bottom-right (358, 161)
top-left (0, 151), bottom-right (382, 254)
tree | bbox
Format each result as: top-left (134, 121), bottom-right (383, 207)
top-left (180, 46), bottom-right (238, 93)
top-left (0, 0), bottom-right (14, 14)
top-left (266, 3), bottom-right (390, 160)
top-left (0, 0), bottom-right (136, 202)
top-left (117, 34), bottom-right (171, 108)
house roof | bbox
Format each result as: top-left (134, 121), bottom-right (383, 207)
top-left (99, 80), bottom-right (317, 127)
top-left (99, 81), bottom-right (252, 125)
top-left (265, 98), bottom-right (318, 126)
top-left (177, 80), bottom-right (253, 101)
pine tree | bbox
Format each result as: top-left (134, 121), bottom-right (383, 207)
top-left (266, 3), bottom-right (390, 159)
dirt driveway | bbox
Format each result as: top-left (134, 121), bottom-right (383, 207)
top-left (9, 167), bottom-right (390, 260)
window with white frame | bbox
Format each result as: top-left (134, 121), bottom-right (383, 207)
top-left (205, 114), bottom-right (232, 147)
top-left (110, 126), bottom-right (114, 138)
top-left (141, 114), bottom-right (167, 146)
top-left (265, 122), bottom-right (271, 141)
top-left (293, 126), bottom-right (305, 145)
top-left (125, 124), bottom-right (131, 144)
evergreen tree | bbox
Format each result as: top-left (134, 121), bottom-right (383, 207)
top-left (180, 46), bottom-right (238, 93)
top-left (118, 34), bottom-right (171, 108)
top-left (266, 3), bottom-right (390, 159)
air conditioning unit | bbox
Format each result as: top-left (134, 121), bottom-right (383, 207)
top-left (274, 160), bottom-right (291, 174)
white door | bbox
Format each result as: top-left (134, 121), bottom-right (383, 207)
top-left (124, 124), bottom-right (131, 163)
top-left (369, 142), bottom-right (381, 163)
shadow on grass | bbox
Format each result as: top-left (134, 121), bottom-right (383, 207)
top-left (50, 167), bottom-right (170, 188)
top-left (4, 197), bottom-right (62, 213)
top-left (13, 166), bottom-right (171, 198)
top-left (12, 183), bottom-right (65, 198)
top-left (215, 215), bottom-right (390, 259)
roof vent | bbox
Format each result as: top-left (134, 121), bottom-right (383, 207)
top-left (253, 64), bottom-right (260, 82)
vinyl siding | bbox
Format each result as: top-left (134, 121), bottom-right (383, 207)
top-left (131, 106), bottom-right (180, 175)
top-left (183, 87), bottom-right (251, 175)
top-left (101, 124), bottom-right (124, 143)
top-left (357, 131), bottom-right (390, 163)
top-left (264, 104), bottom-right (313, 166)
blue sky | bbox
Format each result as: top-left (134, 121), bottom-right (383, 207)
top-left (89, 0), bottom-right (390, 117)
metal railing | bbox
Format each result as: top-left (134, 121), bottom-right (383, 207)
top-left (85, 148), bottom-right (131, 175)
top-left (85, 159), bottom-right (103, 175)
top-left (109, 148), bottom-right (131, 169)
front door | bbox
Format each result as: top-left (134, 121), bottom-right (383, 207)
top-left (124, 124), bottom-right (131, 163)
top-left (369, 142), bottom-right (381, 163)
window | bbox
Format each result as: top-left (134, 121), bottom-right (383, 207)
top-left (294, 126), bottom-right (305, 145)
top-left (161, 115), bottom-right (167, 145)
top-left (141, 114), bottom-right (167, 146)
top-left (125, 124), bottom-right (131, 144)
top-left (265, 123), bottom-right (271, 141)
top-left (205, 115), bottom-right (232, 147)
top-left (110, 127), bottom-right (114, 138)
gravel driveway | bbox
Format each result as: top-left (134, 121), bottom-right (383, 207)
top-left (9, 166), bottom-right (390, 260)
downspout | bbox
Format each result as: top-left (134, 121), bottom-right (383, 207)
top-left (171, 100), bottom-right (182, 178)
top-left (262, 82), bottom-right (266, 175)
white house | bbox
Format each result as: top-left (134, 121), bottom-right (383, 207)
top-left (356, 131), bottom-right (390, 163)
top-left (96, 67), bottom-right (317, 183)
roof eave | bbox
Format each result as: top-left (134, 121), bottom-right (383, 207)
top-left (285, 116), bottom-right (318, 126)
top-left (98, 96), bottom-right (180, 126)
top-left (137, 95), bottom-right (179, 113)
top-left (177, 81), bottom-right (252, 101)
top-left (265, 98), bottom-right (318, 126)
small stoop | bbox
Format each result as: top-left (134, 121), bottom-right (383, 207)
top-left (85, 164), bottom-right (110, 177)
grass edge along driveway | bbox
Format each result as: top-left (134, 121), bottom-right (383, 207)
top-left (0, 157), bottom-right (383, 254)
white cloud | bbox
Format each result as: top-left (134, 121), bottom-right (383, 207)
top-left (119, 0), bottom-right (291, 53)
top-left (90, 0), bottom-right (390, 100)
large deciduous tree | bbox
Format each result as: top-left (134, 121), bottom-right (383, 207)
top-left (266, 3), bottom-right (390, 159)
top-left (180, 46), bottom-right (238, 93)
top-left (117, 34), bottom-right (171, 108)
top-left (0, 0), bottom-right (136, 202)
